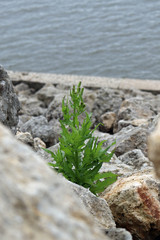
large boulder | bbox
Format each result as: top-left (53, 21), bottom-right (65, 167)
top-left (0, 66), bottom-right (20, 130)
top-left (101, 171), bottom-right (160, 240)
top-left (0, 122), bottom-right (110, 240)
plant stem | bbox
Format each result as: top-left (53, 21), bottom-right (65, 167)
top-left (73, 105), bottom-right (76, 127)
top-left (74, 149), bottom-right (80, 183)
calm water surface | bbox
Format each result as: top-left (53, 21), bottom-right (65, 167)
top-left (1, 0), bottom-right (160, 80)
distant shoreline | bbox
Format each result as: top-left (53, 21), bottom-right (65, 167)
top-left (8, 70), bottom-right (160, 94)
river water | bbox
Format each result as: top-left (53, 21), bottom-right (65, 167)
top-left (1, 0), bottom-right (160, 80)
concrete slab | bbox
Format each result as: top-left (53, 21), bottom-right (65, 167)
top-left (8, 71), bottom-right (160, 93)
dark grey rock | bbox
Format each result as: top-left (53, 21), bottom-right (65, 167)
top-left (36, 84), bottom-right (58, 106)
top-left (0, 66), bottom-right (20, 130)
top-left (20, 115), bottom-right (57, 146)
top-left (92, 88), bottom-right (124, 126)
top-left (18, 95), bottom-right (46, 117)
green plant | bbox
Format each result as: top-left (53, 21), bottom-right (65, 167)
top-left (44, 82), bottom-right (117, 195)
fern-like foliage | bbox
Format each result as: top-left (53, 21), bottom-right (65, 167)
top-left (44, 82), bottom-right (117, 195)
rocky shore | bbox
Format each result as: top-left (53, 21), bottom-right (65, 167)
top-left (1, 66), bottom-right (160, 240)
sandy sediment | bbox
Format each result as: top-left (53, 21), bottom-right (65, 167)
top-left (8, 70), bottom-right (160, 93)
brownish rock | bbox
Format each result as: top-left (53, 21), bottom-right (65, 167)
top-left (101, 171), bottom-right (160, 240)
top-left (100, 112), bottom-right (116, 132)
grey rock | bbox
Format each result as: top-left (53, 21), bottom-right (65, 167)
top-left (0, 66), bottom-right (20, 130)
top-left (18, 95), bottom-right (46, 116)
top-left (119, 149), bottom-right (153, 170)
top-left (37, 142), bottom-right (60, 162)
top-left (0, 122), bottom-right (110, 240)
top-left (36, 84), bottom-right (62, 106)
top-left (117, 118), bottom-right (150, 132)
top-left (13, 82), bottom-right (30, 94)
top-left (104, 125), bottom-right (148, 156)
top-left (105, 228), bottom-right (132, 240)
top-left (91, 88), bottom-right (146, 128)
top-left (92, 88), bottom-right (124, 125)
top-left (68, 181), bottom-right (116, 229)
top-left (17, 115), bottom-right (31, 128)
top-left (83, 91), bottom-right (97, 113)
top-left (100, 153), bottom-right (152, 178)
top-left (100, 159), bottom-right (137, 178)
top-left (117, 97), bottom-right (155, 121)
top-left (20, 115), bottom-right (57, 146)
top-left (45, 93), bottom-right (65, 121)
top-left (114, 97), bottom-right (155, 133)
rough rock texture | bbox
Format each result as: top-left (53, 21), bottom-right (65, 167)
top-left (100, 112), bottom-right (116, 132)
top-left (68, 182), bottom-right (133, 239)
top-left (37, 142), bottom-right (60, 162)
top-left (101, 171), bottom-right (160, 240)
top-left (45, 94), bottom-right (66, 121)
top-left (100, 150), bottom-right (153, 178)
top-left (68, 181), bottom-right (116, 229)
top-left (0, 123), bottom-right (110, 240)
top-left (0, 66), bottom-right (20, 130)
top-left (117, 97), bottom-right (155, 122)
top-left (19, 95), bottom-right (46, 117)
top-left (148, 120), bottom-right (160, 178)
top-left (105, 228), bottom-right (132, 240)
top-left (36, 83), bottom-right (68, 107)
top-left (92, 88), bottom-right (124, 127)
top-left (16, 131), bottom-right (34, 146)
top-left (20, 116), bottom-right (57, 146)
top-left (33, 137), bottom-right (46, 151)
top-left (104, 125), bottom-right (148, 156)
top-left (118, 149), bottom-right (152, 170)
top-left (16, 131), bottom-right (46, 151)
